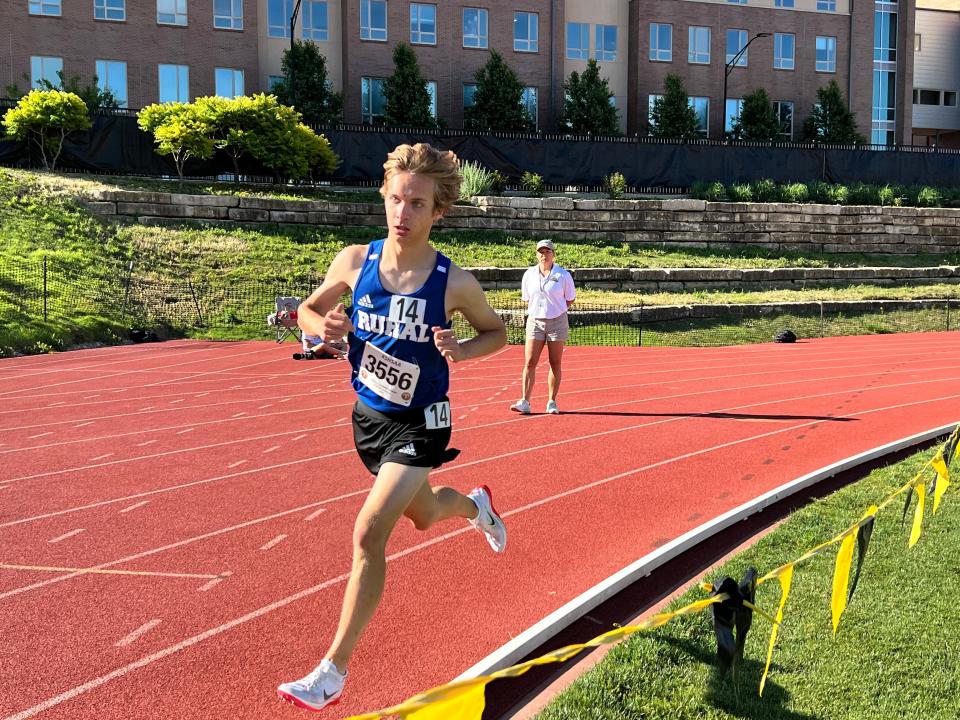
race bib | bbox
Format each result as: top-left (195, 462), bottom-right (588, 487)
top-left (424, 400), bottom-right (451, 430)
top-left (358, 343), bottom-right (420, 407)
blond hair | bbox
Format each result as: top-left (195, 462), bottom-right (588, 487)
top-left (379, 143), bottom-right (462, 211)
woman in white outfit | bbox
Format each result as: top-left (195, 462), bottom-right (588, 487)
top-left (510, 239), bottom-right (576, 415)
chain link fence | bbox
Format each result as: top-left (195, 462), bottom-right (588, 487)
top-left (2, 256), bottom-right (957, 348)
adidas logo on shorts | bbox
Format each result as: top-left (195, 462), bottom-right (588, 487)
top-left (358, 294), bottom-right (375, 309)
top-left (397, 443), bottom-right (416, 456)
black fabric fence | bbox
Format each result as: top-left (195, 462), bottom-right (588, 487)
top-left (3, 110), bottom-right (960, 190)
top-left (4, 256), bottom-right (957, 348)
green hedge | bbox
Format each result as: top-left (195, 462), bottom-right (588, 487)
top-left (690, 179), bottom-right (960, 208)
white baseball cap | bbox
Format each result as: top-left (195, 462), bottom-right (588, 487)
top-left (536, 239), bottom-right (555, 252)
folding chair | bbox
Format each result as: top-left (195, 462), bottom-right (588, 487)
top-left (268, 296), bottom-right (302, 344)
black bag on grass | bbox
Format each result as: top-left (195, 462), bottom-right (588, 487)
top-left (774, 329), bottom-right (797, 343)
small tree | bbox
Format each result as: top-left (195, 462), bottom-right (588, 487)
top-left (383, 42), bottom-right (435, 128)
top-left (466, 51), bottom-right (531, 132)
top-left (137, 102), bottom-right (215, 181)
top-left (803, 79), bottom-right (865, 144)
top-left (3, 90), bottom-right (92, 170)
top-left (732, 88), bottom-right (781, 140)
top-left (271, 40), bottom-right (343, 126)
top-left (648, 75), bottom-right (698, 139)
top-left (560, 59), bottom-right (620, 136)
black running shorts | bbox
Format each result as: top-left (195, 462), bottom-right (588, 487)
top-left (351, 398), bottom-right (460, 476)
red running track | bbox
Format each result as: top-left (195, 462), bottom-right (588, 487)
top-left (1, 334), bottom-right (959, 720)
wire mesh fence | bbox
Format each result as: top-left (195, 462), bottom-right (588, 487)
top-left (2, 256), bottom-right (958, 348)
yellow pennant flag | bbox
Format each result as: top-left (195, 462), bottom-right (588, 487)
top-left (931, 449), bottom-right (951, 514)
top-left (407, 681), bottom-right (487, 720)
top-left (909, 481), bottom-right (926, 548)
top-left (831, 531), bottom-right (856, 636)
top-left (760, 564), bottom-right (794, 696)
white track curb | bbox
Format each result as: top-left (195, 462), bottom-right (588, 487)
top-left (457, 421), bottom-right (958, 681)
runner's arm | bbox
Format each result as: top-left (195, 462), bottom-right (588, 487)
top-left (436, 266), bottom-right (506, 362)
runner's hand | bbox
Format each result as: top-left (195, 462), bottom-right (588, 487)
top-left (432, 327), bottom-right (464, 363)
top-left (323, 303), bottom-right (355, 342)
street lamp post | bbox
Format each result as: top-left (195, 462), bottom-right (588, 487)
top-left (289, 0), bottom-right (304, 106)
top-left (722, 32), bottom-right (771, 137)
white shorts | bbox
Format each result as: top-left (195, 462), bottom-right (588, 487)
top-left (526, 314), bottom-right (569, 342)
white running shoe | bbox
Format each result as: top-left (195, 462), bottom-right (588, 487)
top-left (546, 400), bottom-right (560, 414)
top-left (468, 485), bottom-right (507, 553)
top-left (510, 398), bottom-right (531, 415)
top-left (277, 659), bottom-right (346, 712)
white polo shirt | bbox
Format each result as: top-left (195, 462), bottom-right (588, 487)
top-left (521, 264), bottom-right (576, 320)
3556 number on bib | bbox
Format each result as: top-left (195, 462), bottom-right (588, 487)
top-left (358, 343), bottom-right (420, 407)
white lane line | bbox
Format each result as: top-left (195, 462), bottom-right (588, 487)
top-left (198, 571), bottom-right (232, 592)
top-left (197, 393), bottom-right (209, 397)
top-left (169, 399), bottom-right (184, 405)
top-left (176, 428), bottom-right (194, 435)
top-left (259, 534), bottom-right (287, 551)
top-left (82, 395), bottom-right (101, 399)
top-left (27, 432), bottom-right (53, 439)
top-left (136, 440), bottom-right (157, 447)
top-left (47, 402), bottom-right (66, 408)
top-left (114, 620), bottom-right (162, 648)
top-left (232, 412), bottom-right (246, 418)
top-left (262, 445), bottom-right (280, 454)
top-left (48, 529), bottom-right (85, 544)
top-left (304, 508), bottom-right (326, 521)
top-left (258, 404), bottom-right (273, 409)
top-left (90, 453), bottom-right (113, 462)
top-left (292, 434), bottom-right (307, 441)
top-left (119, 501), bottom-right (149, 514)
top-left (458, 415), bottom-right (468, 421)
top-left (140, 406), bottom-right (155, 412)
top-left (227, 460), bottom-right (247, 469)
top-left (73, 421), bottom-right (94, 428)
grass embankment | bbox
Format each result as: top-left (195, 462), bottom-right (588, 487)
top-left (3, 169), bottom-right (960, 354)
top-left (538, 443), bottom-right (960, 719)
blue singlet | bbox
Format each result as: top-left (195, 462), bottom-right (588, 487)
top-left (347, 239), bottom-right (452, 413)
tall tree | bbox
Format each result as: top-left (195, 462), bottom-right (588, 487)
top-left (560, 59), bottom-right (620, 135)
top-left (465, 51), bottom-right (531, 132)
top-left (803, 79), bottom-right (865, 144)
top-left (648, 74), bottom-right (697, 139)
top-left (732, 88), bottom-right (782, 140)
top-left (271, 40), bottom-right (343, 126)
top-left (382, 42), bottom-right (436, 128)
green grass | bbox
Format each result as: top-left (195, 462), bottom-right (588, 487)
top-left (536, 444), bottom-right (960, 719)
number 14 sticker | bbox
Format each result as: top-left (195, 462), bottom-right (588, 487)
top-left (424, 400), bottom-right (451, 429)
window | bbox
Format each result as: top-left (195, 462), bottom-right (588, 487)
top-left (215, 67), bottom-right (244, 98)
top-left (95, 0), bottom-right (125, 21)
top-left (817, 0), bottom-right (837, 10)
top-left (268, 0), bottom-right (293, 37)
top-left (567, 23), bottom-right (589, 60)
top-left (30, 56), bottom-right (62, 88)
top-left (914, 34), bottom-right (921, 52)
top-left (775, 0), bottom-right (794, 6)
top-left (727, 29), bottom-right (748, 66)
top-left (426, 81), bottom-right (437, 118)
top-left (727, 0), bottom-right (746, 4)
top-left (689, 27), bottom-right (710, 64)
top-left (463, 8), bottom-right (488, 48)
top-left (872, 70), bottom-right (895, 122)
top-left (647, 94), bottom-right (662, 128)
top-left (268, 75), bottom-right (284, 90)
top-left (915, 89), bottom-right (939, 105)
top-left (514, 12), bottom-right (538, 52)
top-left (158, 64), bottom-right (189, 103)
top-left (522, 87), bottom-right (538, 128)
top-left (213, 0), bottom-right (242, 29)
top-left (96, 59), bottom-right (127, 107)
top-left (302, 0), bottom-right (327, 40)
top-left (29, 0), bottom-right (60, 16)
top-left (595, 25), bottom-right (617, 62)
top-left (774, 33), bottom-right (794, 70)
top-left (946, 92), bottom-right (957, 107)
top-left (361, 77), bottom-right (386, 123)
top-left (649, 23), bottom-right (672, 62)
top-left (871, 128), bottom-right (894, 145)
top-left (874, 10), bottom-right (897, 62)
top-left (816, 36), bottom-right (836, 72)
top-left (724, 97), bottom-right (743, 133)
top-left (463, 83), bottom-right (477, 108)
top-left (361, 0), bottom-right (387, 41)
top-left (773, 100), bottom-right (793, 139)
top-left (689, 97), bottom-right (709, 137)
top-left (158, 0), bottom-right (187, 25)
top-left (410, 4), bottom-right (436, 45)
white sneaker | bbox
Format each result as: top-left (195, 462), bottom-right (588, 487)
top-left (277, 659), bottom-right (346, 711)
top-left (546, 400), bottom-right (560, 414)
top-left (510, 398), bottom-right (531, 415)
top-left (468, 485), bottom-right (507, 553)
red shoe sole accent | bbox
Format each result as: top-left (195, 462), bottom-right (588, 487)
top-left (277, 690), bottom-right (340, 712)
top-left (478, 484), bottom-right (500, 518)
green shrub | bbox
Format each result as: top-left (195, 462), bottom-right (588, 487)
top-left (847, 182), bottom-right (879, 206)
top-left (604, 171), bottom-right (626, 199)
top-left (3, 89), bottom-right (92, 171)
top-left (940, 186), bottom-right (960, 208)
top-left (489, 170), bottom-right (508, 196)
top-left (828, 183), bottom-right (849, 205)
top-left (459, 160), bottom-right (493, 199)
top-left (727, 182), bottom-right (753, 202)
top-left (751, 178), bottom-right (778, 203)
top-left (138, 102), bottom-right (215, 180)
top-left (877, 184), bottom-right (899, 206)
top-left (917, 186), bottom-right (942, 207)
top-left (808, 180), bottom-right (831, 204)
top-left (900, 185), bottom-right (921, 206)
top-left (521, 171), bottom-right (544, 197)
top-left (781, 182), bottom-right (809, 204)
top-left (690, 180), bottom-right (725, 201)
